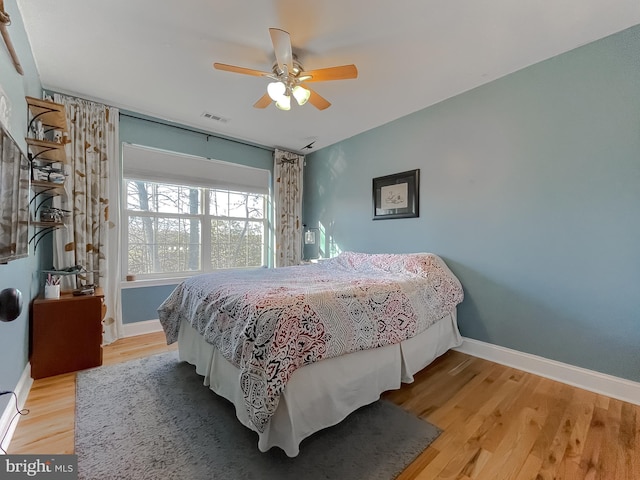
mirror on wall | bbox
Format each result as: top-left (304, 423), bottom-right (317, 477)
top-left (0, 121), bottom-right (30, 264)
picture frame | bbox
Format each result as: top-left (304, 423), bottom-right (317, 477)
top-left (372, 169), bottom-right (419, 220)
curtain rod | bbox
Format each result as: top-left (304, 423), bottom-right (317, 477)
top-left (119, 112), bottom-right (274, 152)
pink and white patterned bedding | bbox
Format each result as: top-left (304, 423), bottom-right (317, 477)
top-left (158, 252), bottom-right (463, 432)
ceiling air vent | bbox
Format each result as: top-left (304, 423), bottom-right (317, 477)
top-left (201, 112), bottom-right (229, 123)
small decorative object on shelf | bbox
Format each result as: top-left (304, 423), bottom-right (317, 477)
top-left (44, 273), bottom-right (61, 299)
top-left (32, 120), bottom-right (44, 140)
top-left (41, 265), bottom-right (93, 291)
top-left (32, 163), bottom-right (66, 183)
top-left (39, 206), bottom-right (68, 223)
top-left (73, 285), bottom-right (95, 296)
top-left (44, 284), bottom-right (60, 299)
top-left (56, 264), bottom-right (86, 274)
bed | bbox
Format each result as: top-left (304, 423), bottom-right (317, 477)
top-left (158, 251), bottom-right (464, 457)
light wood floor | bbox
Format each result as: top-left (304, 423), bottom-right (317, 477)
top-left (8, 332), bottom-right (640, 479)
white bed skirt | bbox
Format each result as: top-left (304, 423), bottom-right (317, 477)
top-left (177, 310), bottom-right (462, 457)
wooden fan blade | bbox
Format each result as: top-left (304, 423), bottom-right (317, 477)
top-left (305, 87), bottom-right (331, 110)
top-left (269, 28), bottom-right (293, 74)
top-left (213, 63), bottom-right (271, 77)
top-left (300, 65), bottom-right (358, 82)
top-left (253, 93), bottom-right (272, 109)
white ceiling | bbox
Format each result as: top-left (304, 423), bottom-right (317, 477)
top-left (16, 0), bottom-right (640, 153)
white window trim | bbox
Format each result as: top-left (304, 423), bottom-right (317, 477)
top-left (121, 144), bottom-right (272, 281)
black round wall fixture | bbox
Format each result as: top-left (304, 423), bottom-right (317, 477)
top-left (0, 288), bottom-right (23, 322)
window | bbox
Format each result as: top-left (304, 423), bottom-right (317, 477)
top-left (209, 189), bottom-right (266, 269)
top-left (122, 144), bottom-right (271, 280)
top-left (125, 181), bottom-right (267, 277)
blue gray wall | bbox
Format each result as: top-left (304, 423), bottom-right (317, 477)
top-left (118, 114), bottom-right (274, 323)
top-left (304, 25), bottom-right (640, 382)
top-left (119, 113), bottom-right (274, 171)
top-left (0, 0), bottom-right (43, 409)
top-left (121, 284), bottom-right (177, 324)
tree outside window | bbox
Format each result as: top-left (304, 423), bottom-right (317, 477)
top-left (125, 180), bottom-right (266, 278)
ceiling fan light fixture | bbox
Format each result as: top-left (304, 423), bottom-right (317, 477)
top-left (275, 95), bottom-right (291, 111)
top-left (214, 29), bottom-right (356, 111)
top-left (267, 81), bottom-right (286, 101)
top-left (292, 85), bottom-right (311, 106)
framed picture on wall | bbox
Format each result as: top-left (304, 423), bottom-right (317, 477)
top-left (372, 169), bottom-right (419, 220)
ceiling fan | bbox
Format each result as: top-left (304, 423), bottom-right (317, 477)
top-left (213, 28), bottom-right (358, 111)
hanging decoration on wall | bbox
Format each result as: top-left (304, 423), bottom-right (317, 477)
top-left (372, 169), bottom-right (420, 220)
top-left (0, 84), bottom-right (10, 127)
top-left (0, 0), bottom-right (24, 75)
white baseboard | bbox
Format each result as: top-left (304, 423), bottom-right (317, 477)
top-left (0, 363), bottom-right (33, 454)
top-left (122, 319), bottom-right (163, 338)
top-left (454, 337), bottom-right (640, 406)
top-left (2, 319), bottom-right (162, 453)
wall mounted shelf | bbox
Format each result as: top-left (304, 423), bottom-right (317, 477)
top-left (25, 138), bottom-right (66, 163)
top-left (28, 183), bottom-right (67, 252)
top-left (30, 180), bottom-right (65, 212)
top-left (29, 221), bottom-right (66, 252)
top-left (31, 180), bottom-right (65, 193)
top-left (31, 221), bottom-right (66, 228)
top-left (25, 96), bottom-right (68, 134)
top-left (25, 97), bottom-right (69, 253)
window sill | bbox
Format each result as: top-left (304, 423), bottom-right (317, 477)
top-left (119, 266), bottom-right (268, 289)
top-left (120, 277), bottom-right (189, 289)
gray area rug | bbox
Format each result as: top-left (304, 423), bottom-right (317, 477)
top-left (75, 351), bottom-right (440, 480)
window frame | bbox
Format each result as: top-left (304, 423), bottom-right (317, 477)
top-left (122, 179), bottom-right (270, 282)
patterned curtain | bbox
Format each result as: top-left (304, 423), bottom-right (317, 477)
top-left (273, 149), bottom-right (304, 267)
top-left (53, 94), bottom-right (122, 344)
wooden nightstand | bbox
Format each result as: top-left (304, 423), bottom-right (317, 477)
top-left (30, 288), bottom-right (104, 379)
